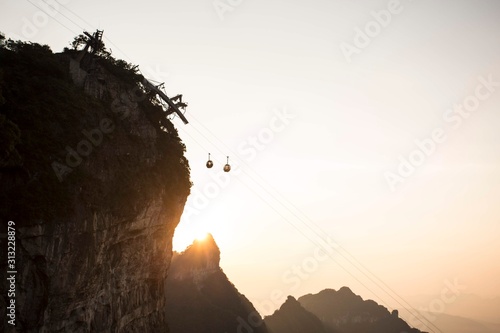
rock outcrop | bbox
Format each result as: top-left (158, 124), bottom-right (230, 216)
top-left (165, 234), bottom-right (269, 333)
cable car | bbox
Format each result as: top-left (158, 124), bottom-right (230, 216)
top-left (206, 153), bottom-right (213, 168)
top-left (223, 156), bottom-right (231, 172)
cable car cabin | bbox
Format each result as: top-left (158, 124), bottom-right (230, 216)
top-left (223, 156), bottom-right (231, 172)
top-left (206, 153), bottom-right (214, 168)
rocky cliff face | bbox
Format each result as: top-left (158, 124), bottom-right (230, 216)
top-left (17, 198), bottom-right (185, 333)
top-left (0, 39), bottom-right (191, 332)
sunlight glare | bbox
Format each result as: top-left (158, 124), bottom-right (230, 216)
top-left (195, 232), bottom-right (209, 241)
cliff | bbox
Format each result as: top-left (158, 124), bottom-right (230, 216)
top-left (165, 234), bottom-right (269, 333)
top-left (0, 38), bottom-right (191, 332)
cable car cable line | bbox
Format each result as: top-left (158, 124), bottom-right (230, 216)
top-left (20, 4), bottom-right (440, 330)
top-left (180, 115), bottom-right (442, 333)
top-left (25, 0), bottom-right (82, 36)
top-left (183, 115), bottom-right (439, 332)
top-left (176, 124), bottom-right (412, 329)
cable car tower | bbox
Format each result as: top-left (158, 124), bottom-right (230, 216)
top-left (141, 79), bottom-right (189, 125)
top-left (82, 30), bottom-right (104, 55)
top-left (74, 30), bottom-right (189, 125)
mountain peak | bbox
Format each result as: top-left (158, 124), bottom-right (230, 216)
top-left (185, 232), bottom-right (220, 260)
top-left (316, 286), bottom-right (354, 296)
top-left (265, 295), bottom-right (328, 333)
top-left (166, 234), bottom-right (269, 333)
top-left (178, 232), bottom-right (219, 256)
top-left (278, 296), bottom-right (300, 311)
top-left (193, 232), bottom-right (217, 248)
top-left (337, 286), bottom-right (354, 295)
top-left (170, 233), bottom-right (221, 280)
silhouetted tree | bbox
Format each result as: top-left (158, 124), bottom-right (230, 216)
top-left (71, 33), bottom-right (110, 58)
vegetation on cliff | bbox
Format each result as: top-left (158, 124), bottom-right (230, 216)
top-left (0, 32), bottom-right (191, 225)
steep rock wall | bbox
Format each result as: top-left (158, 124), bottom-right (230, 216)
top-left (19, 198), bottom-right (184, 333)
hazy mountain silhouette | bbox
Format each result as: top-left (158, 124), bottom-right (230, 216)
top-left (446, 294), bottom-right (500, 324)
top-left (165, 234), bottom-right (269, 333)
top-left (265, 296), bottom-right (328, 333)
top-left (295, 287), bottom-right (422, 333)
top-left (406, 292), bottom-right (500, 325)
top-left (401, 310), bottom-right (499, 333)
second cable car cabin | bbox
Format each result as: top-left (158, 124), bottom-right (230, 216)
top-left (223, 156), bottom-right (231, 172)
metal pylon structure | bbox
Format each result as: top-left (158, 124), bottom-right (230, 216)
top-left (82, 30), bottom-right (103, 54)
top-left (142, 78), bottom-right (189, 125)
top-left (75, 29), bottom-right (189, 125)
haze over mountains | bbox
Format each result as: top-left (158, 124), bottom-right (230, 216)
top-left (403, 311), bottom-right (500, 333)
top-left (407, 292), bottom-right (500, 325)
top-left (400, 293), bottom-right (500, 333)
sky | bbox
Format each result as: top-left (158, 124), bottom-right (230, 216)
top-left (2, 0), bottom-right (500, 322)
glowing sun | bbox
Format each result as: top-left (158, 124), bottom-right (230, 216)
top-left (195, 232), bottom-right (209, 242)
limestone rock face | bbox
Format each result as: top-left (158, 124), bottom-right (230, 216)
top-left (17, 199), bottom-right (184, 333)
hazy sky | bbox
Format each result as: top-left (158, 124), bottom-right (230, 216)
top-left (2, 0), bottom-right (500, 321)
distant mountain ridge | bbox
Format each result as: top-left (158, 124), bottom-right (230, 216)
top-left (265, 287), bottom-right (423, 333)
top-left (405, 292), bottom-right (500, 325)
top-left (401, 310), bottom-right (499, 333)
